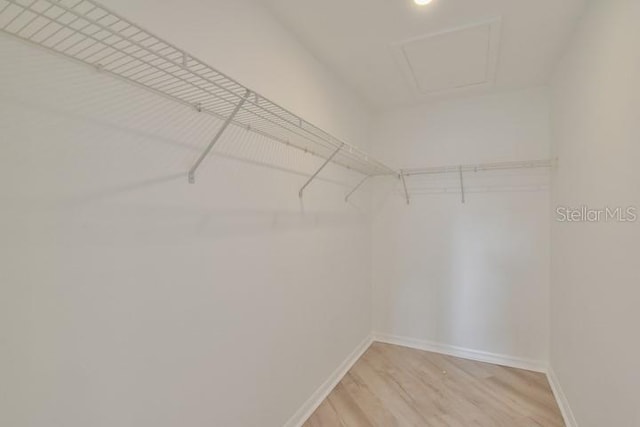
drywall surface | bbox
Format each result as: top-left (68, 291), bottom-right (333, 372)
top-left (549, 1), bottom-right (640, 425)
top-left (370, 88), bottom-right (551, 364)
top-left (0, 1), bottom-right (373, 426)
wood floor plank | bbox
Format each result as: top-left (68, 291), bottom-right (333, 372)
top-left (340, 373), bottom-right (400, 427)
top-left (303, 399), bottom-right (344, 427)
top-left (303, 400), bottom-right (344, 427)
top-left (350, 357), bottom-right (429, 426)
top-left (303, 342), bottom-right (565, 427)
top-left (327, 383), bottom-right (375, 427)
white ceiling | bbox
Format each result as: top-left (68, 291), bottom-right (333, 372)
top-left (255, 0), bottom-right (587, 110)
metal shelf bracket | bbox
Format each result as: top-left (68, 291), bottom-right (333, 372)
top-left (400, 171), bottom-right (410, 205)
top-left (299, 143), bottom-right (345, 199)
top-left (459, 165), bottom-right (465, 204)
top-left (344, 175), bottom-right (370, 203)
top-left (188, 89), bottom-right (251, 183)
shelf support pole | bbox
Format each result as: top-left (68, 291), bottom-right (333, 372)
top-left (459, 165), bottom-right (465, 204)
top-left (299, 143), bottom-right (344, 199)
top-left (400, 171), bottom-right (410, 205)
top-left (344, 175), bottom-right (370, 203)
top-left (188, 89), bottom-right (251, 183)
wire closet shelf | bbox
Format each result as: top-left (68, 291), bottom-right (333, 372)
top-left (401, 159), bottom-right (553, 177)
top-left (0, 0), bottom-right (397, 186)
top-left (398, 159), bottom-right (553, 205)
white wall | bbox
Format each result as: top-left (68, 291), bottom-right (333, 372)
top-left (549, 1), bottom-right (640, 425)
top-left (371, 88), bottom-right (551, 364)
top-left (0, 1), bottom-right (373, 426)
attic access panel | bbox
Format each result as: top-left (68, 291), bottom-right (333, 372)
top-left (393, 19), bottom-right (502, 95)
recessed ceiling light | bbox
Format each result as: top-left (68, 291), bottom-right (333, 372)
top-left (414, 0), bottom-right (433, 5)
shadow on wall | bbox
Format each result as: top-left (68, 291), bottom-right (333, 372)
top-left (0, 35), bottom-right (375, 249)
top-left (0, 35), bottom-right (367, 208)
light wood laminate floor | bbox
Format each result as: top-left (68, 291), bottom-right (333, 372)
top-left (303, 342), bottom-right (564, 427)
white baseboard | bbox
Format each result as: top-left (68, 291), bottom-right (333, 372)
top-left (283, 332), bottom-right (577, 427)
top-left (547, 367), bottom-right (578, 427)
top-left (283, 334), bottom-right (373, 427)
top-left (373, 332), bottom-right (548, 373)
